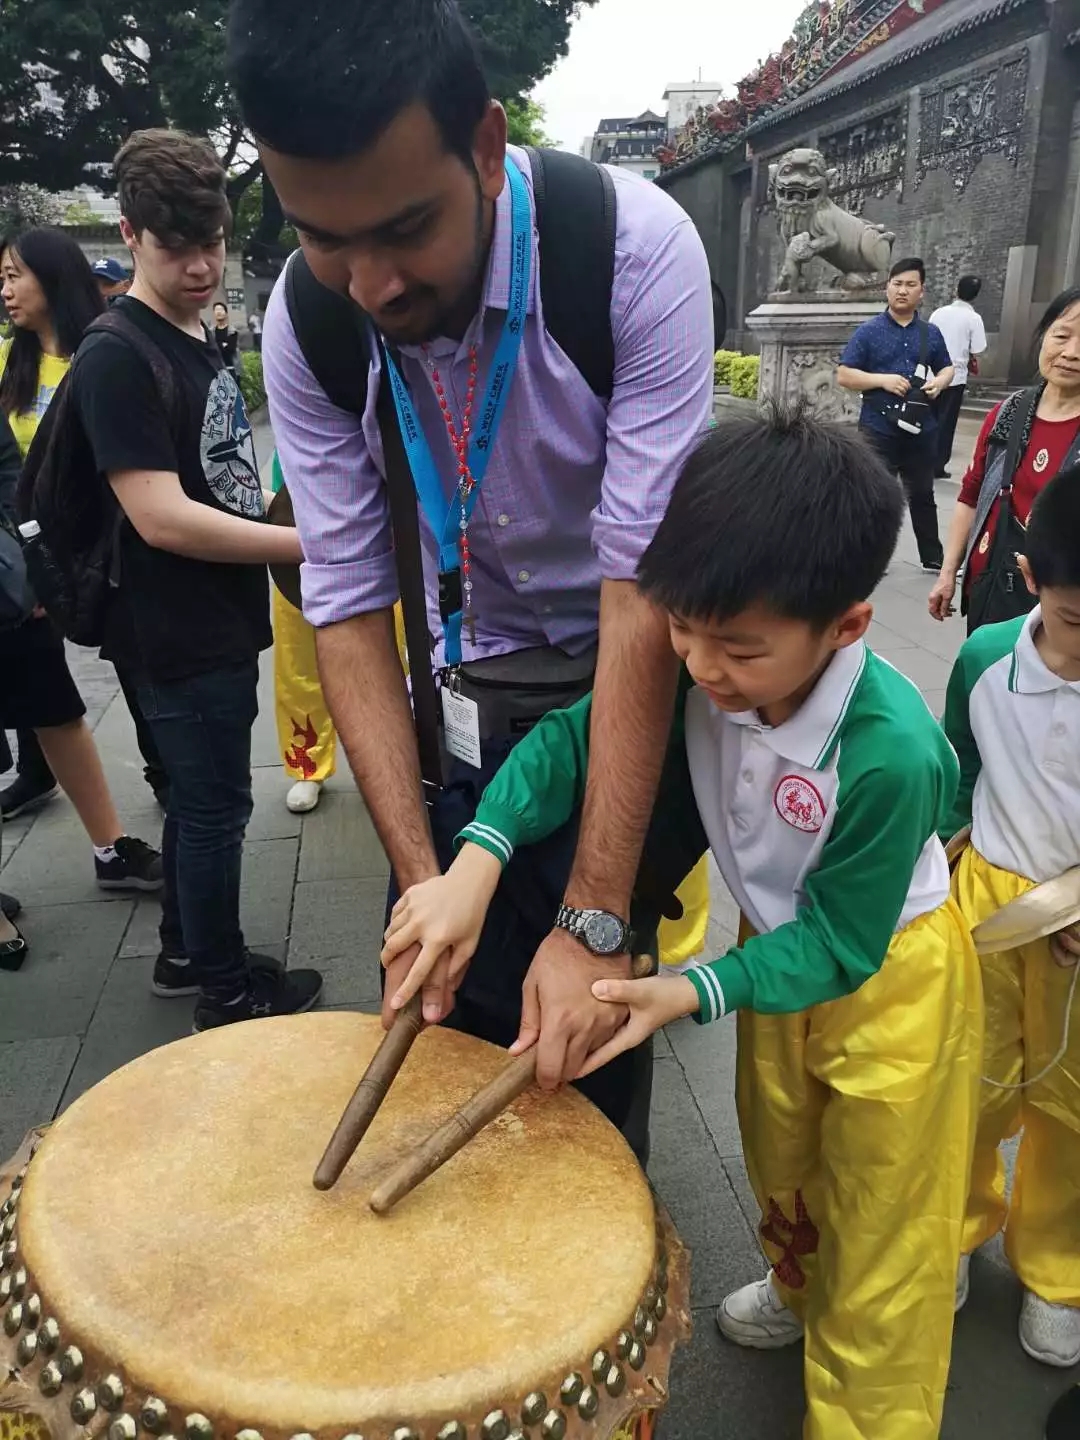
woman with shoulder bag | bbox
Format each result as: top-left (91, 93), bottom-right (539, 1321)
top-left (929, 287), bottom-right (1080, 633)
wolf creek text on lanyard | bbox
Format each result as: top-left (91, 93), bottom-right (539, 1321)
top-left (382, 158), bottom-right (531, 670)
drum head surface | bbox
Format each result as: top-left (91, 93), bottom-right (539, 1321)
top-left (971, 865), bottom-right (1080, 953)
top-left (19, 1015), bottom-right (656, 1434)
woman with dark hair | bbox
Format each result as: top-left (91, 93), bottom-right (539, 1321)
top-left (0, 228), bottom-right (164, 900)
top-left (929, 286), bottom-right (1080, 633)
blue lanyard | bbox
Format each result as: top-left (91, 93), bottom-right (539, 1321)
top-left (383, 158), bottom-right (531, 667)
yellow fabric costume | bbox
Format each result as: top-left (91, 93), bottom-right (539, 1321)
top-left (736, 905), bottom-right (983, 1440)
top-left (658, 857), bottom-right (709, 968)
top-left (955, 846), bottom-right (1080, 1307)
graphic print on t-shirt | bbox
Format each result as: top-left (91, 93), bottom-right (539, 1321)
top-left (200, 371), bottom-right (263, 518)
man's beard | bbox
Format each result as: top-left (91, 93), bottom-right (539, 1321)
top-left (380, 181), bottom-right (490, 347)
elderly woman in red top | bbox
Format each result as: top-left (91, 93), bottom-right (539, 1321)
top-left (929, 287), bottom-right (1080, 633)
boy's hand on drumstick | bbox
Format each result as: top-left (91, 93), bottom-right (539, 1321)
top-left (574, 973), bottom-right (701, 1079)
top-left (1050, 922), bottom-right (1080, 967)
top-left (381, 843), bottom-right (504, 1024)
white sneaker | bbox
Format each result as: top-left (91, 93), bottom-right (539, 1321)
top-left (956, 1253), bottom-right (971, 1313)
top-left (716, 1274), bottom-right (804, 1350)
top-left (286, 780), bottom-right (322, 814)
top-left (1019, 1291), bottom-right (1080, 1368)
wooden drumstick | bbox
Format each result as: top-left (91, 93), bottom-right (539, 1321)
top-left (313, 993), bottom-right (425, 1191)
top-left (369, 953), bottom-right (656, 1215)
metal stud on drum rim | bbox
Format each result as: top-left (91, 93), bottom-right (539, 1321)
top-left (521, 1393), bottom-right (547, 1427)
top-left (16, 1329), bottom-right (37, 1364)
top-left (110, 1417), bottom-right (139, 1440)
top-left (59, 1344), bottom-right (84, 1381)
top-left (98, 1374), bottom-right (126, 1411)
top-left (39, 1360), bottom-right (63, 1396)
top-left (71, 1387), bottom-right (98, 1424)
top-left (140, 1397), bottom-right (169, 1433)
top-left (481, 1412), bottom-right (510, 1440)
top-left (541, 1409), bottom-right (567, 1440)
top-left (184, 1414), bottom-right (213, 1440)
top-left (577, 1385), bottom-right (600, 1421)
top-left (436, 1424), bottom-right (466, 1440)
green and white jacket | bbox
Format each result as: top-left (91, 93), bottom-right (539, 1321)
top-left (459, 641), bottom-right (958, 1022)
top-left (941, 606), bottom-right (1080, 883)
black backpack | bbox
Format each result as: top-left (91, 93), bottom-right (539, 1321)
top-left (16, 308), bottom-right (180, 647)
top-left (283, 147), bottom-right (618, 787)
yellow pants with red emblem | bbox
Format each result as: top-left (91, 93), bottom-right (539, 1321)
top-left (955, 846), bottom-right (1080, 1306)
top-left (735, 901), bottom-right (983, 1440)
top-left (273, 585), bottom-right (338, 785)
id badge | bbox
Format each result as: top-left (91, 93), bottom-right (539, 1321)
top-left (441, 685), bottom-right (482, 769)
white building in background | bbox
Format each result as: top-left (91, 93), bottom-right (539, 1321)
top-left (663, 80), bottom-right (723, 133)
top-left (584, 110), bottom-right (668, 181)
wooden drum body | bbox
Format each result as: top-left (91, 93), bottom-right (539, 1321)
top-left (0, 1015), bottom-right (689, 1440)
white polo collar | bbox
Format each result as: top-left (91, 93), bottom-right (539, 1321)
top-left (1010, 606), bottom-right (1080, 694)
top-left (723, 640), bottom-right (868, 771)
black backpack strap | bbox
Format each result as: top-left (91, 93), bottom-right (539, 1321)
top-left (284, 251), bottom-right (370, 416)
top-left (84, 308), bottom-right (182, 433)
top-left (526, 146), bottom-right (617, 401)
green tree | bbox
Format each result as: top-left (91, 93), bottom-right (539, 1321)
top-left (503, 98), bottom-right (551, 147)
top-left (0, 185), bottom-right (62, 232)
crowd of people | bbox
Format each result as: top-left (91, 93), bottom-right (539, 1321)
top-left (0, 0), bottom-right (1078, 1435)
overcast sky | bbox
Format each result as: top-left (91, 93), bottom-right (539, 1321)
top-left (534, 0), bottom-right (808, 152)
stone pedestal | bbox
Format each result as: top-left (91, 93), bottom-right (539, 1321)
top-left (745, 293), bottom-right (883, 423)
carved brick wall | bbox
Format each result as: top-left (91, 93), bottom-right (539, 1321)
top-left (820, 107), bottom-right (907, 214)
top-left (916, 51), bottom-right (1030, 193)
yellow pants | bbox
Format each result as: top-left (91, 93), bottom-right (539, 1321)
top-left (272, 585), bottom-right (337, 784)
top-left (954, 846), bottom-right (1080, 1306)
top-left (658, 857), bottom-right (710, 967)
top-left (736, 901), bottom-right (983, 1440)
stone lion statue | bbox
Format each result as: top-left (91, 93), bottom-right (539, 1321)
top-left (770, 147), bottom-right (895, 293)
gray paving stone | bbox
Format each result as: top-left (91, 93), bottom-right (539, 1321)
top-left (0, 1035), bottom-right (80, 1157)
top-left (297, 790), bottom-right (390, 883)
top-left (306, 952), bottom-right (386, 1008)
top-left (0, 900), bottom-right (132, 1042)
top-left (667, 1012), bottom-right (743, 1159)
top-left (0, 808), bottom-right (112, 904)
top-left (288, 877), bottom-right (390, 976)
top-left (117, 896), bottom-right (165, 958)
top-left (246, 765), bottom-right (304, 841)
top-left (722, 1152), bottom-right (764, 1237)
top-left (647, 1057), bottom-right (764, 1310)
top-left (239, 836), bottom-right (300, 948)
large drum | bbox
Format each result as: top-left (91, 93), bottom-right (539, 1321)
top-left (0, 1015), bottom-right (689, 1440)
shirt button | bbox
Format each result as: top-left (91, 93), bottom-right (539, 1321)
top-left (497, 513), bottom-right (510, 527)
top-left (742, 769), bottom-right (754, 784)
top-left (517, 569), bottom-right (530, 583)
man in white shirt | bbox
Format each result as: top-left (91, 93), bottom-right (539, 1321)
top-left (930, 274), bottom-right (987, 478)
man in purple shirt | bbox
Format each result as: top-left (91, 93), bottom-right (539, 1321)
top-left (226, 0), bottom-right (713, 1151)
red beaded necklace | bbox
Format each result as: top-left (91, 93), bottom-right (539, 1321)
top-left (425, 343), bottom-right (480, 644)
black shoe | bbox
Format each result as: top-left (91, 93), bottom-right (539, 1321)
top-left (192, 965), bottom-right (324, 1032)
top-left (1046, 1384), bottom-right (1080, 1440)
top-left (153, 949), bottom-right (284, 999)
top-left (934, 469), bottom-right (951, 479)
top-left (95, 835), bottom-right (164, 892)
top-left (0, 892), bottom-right (21, 922)
top-left (0, 773), bottom-right (59, 821)
top-left (0, 919), bottom-right (28, 972)
top-left (922, 560), bottom-right (943, 574)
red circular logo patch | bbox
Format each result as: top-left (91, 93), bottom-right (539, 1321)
top-left (774, 774), bottom-right (825, 833)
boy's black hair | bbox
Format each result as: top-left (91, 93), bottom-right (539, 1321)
top-left (1025, 463), bottom-right (1080, 589)
top-left (638, 404), bottom-right (903, 629)
top-left (226, 0), bottom-right (490, 165)
top-left (957, 274), bottom-right (981, 302)
top-left (889, 256), bottom-right (925, 283)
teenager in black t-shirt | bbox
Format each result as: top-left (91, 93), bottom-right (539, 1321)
top-left (72, 127), bottom-right (322, 1028)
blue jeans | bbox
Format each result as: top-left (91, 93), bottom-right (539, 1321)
top-left (136, 662), bottom-right (258, 993)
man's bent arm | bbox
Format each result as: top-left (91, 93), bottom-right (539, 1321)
top-left (837, 365), bottom-right (884, 392)
top-left (564, 579), bottom-right (678, 914)
top-left (315, 610), bottom-right (439, 890)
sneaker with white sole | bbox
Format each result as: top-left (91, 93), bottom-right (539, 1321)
top-left (1020, 1291), bottom-right (1080, 1368)
top-left (192, 965), bottom-right (324, 1033)
top-left (95, 835), bottom-right (164, 892)
top-left (956, 1253), bottom-right (971, 1313)
top-left (152, 950), bottom-right (285, 999)
top-left (716, 1274), bottom-right (804, 1349)
top-left (286, 780), bottom-right (322, 814)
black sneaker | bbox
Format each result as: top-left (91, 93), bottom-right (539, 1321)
top-left (0, 773), bottom-right (59, 820)
top-left (95, 835), bottom-right (164, 892)
top-left (1047, 1384), bottom-right (1080, 1440)
top-left (0, 892), bottom-right (21, 922)
top-left (192, 966), bottom-right (324, 1033)
top-left (152, 949), bottom-right (284, 999)
top-left (922, 560), bottom-right (943, 574)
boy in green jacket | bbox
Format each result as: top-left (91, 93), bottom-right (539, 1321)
top-left (383, 407), bottom-right (983, 1440)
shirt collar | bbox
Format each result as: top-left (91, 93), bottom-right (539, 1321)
top-left (723, 640), bottom-right (868, 770)
top-left (1010, 606), bottom-right (1080, 694)
top-left (883, 307), bottom-right (921, 329)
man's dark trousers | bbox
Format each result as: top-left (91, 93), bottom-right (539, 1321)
top-left (860, 424), bottom-right (945, 568)
top-left (935, 385), bottom-right (966, 476)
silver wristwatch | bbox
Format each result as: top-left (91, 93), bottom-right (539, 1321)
top-left (555, 904), bottom-right (633, 958)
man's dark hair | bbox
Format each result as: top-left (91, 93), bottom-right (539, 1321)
top-left (0, 227), bottom-right (104, 417)
top-left (1025, 464), bottom-right (1080, 589)
top-left (638, 404), bottom-right (903, 629)
top-left (889, 256), bottom-right (925, 283)
top-left (957, 274), bottom-right (981, 302)
top-left (115, 130), bottom-right (232, 248)
top-left (227, 0), bottom-right (490, 165)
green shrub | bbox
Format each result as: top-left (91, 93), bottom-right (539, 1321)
top-left (238, 350), bottom-right (266, 414)
top-left (728, 354), bottom-right (760, 400)
top-left (714, 349), bottom-right (741, 387)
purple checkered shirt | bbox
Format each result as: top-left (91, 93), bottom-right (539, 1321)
top-left (263, 146), bottom-right (714, 663)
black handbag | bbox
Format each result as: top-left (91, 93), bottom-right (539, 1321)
top-left (964, 387), bottom-right (1039, 635)
top-left (0, 511), bottom-right (31, 632)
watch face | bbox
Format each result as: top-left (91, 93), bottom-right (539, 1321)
top-left (583, 911), bottom-right (626, 956)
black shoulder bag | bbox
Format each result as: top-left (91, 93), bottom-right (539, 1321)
top-left (964, 386), bottom-right (1040, 635)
